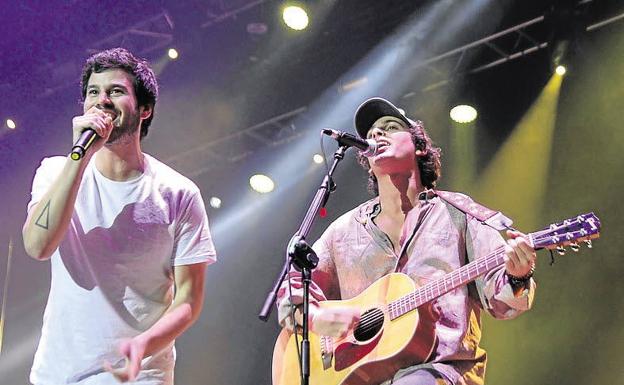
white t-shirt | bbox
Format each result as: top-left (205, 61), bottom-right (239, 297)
top-left (27, 154), bottom-right (217, 385)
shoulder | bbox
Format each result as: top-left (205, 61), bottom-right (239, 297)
top-left (434, 190), bottom-right (484, 218)
top-left (33, 156), bottom-right (68, 181)
top-left (144, 153), bottom-right (201, 195)
top-left (38, 155), bottom-right (67, 170)
top-left (434, 189), bottom-right (475, 206)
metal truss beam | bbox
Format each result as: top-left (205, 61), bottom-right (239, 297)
top-left (200, 0), bottom-right (268, 29)
top-left (178, 9), bottom-right (624, 177)
top-left (166, 106), bottom-right (307, 178)
top-left (86, 11), bottom-right (174, 55)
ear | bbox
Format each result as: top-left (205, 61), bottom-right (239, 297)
top-left (139, 104), bottom-right (153, 120)
top-left (415, 149), bottom-right (428, 157)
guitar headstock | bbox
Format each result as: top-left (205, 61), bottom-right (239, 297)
top-left (530, 212), bottom-right (601, 254)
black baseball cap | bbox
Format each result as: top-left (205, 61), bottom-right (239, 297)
top-left (354, 97), bottom-right (412, 138)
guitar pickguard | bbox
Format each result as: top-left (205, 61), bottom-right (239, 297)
top-left (334, 329), bottom-right (383, 371)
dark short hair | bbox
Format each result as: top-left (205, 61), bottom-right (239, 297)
top-left (80, 48), bottom-right (158, 139)
top-left (357, 120), bottom-right (442, 195)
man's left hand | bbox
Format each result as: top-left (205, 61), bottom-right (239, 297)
top-left (104, 336), bottom-right (148, 382)
top-left (504, 230), bottom-right (536, 278)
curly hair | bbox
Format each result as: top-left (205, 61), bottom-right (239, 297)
top-left (357, 120), bottom-right (442, 195)
top-left (80, 48), bottom-right (159, 139)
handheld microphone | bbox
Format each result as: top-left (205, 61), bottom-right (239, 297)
top-left (70, 129), bottom-right (98, 161)
top-left (70, 106), bottom-right (115, 161)
top-left (322, 129), bottom-right (378, 157)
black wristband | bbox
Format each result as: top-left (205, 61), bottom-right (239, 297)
top-left (508, 265), bottom-right (535, 288)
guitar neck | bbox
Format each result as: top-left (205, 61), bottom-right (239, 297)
top-left (386, 211), bottom-right (601, 320)
top-left (388, 244), bottom-right (509, 320)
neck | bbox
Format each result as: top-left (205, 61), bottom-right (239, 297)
top-left (94, 136), bottom-right (145, 181)
top-left (376, 170), bottom-right (425, 217)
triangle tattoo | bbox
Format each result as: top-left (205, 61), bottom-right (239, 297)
top-left (35, 200), bottom-right (51, 230)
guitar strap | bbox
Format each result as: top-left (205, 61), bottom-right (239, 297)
top-left (433, 190), bottom-right (514, 231)
top-left (434, 190), bottom-right (513, 310)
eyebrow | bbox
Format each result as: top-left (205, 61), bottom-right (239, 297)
top-left (86, 83), bottom-right (129, 90)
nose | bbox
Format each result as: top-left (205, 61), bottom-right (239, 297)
top-left (96, 93), bottom-right (113, 109)
top-left (368, 127), bottom-right (385, 140)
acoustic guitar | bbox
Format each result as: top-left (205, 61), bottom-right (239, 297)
top-left (272, 213), bottom-right (601, 385)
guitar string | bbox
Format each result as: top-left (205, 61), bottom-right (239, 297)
top-left (355, 310), bottom-right (385, 329)
top-left (392, 245), bottom-right (507, 318)
top-left (355, 316), bottom-right (385, 334)
top-left (356, 312), bottom-right (383, 327)
top-left (352, 246), bottom-right (507, 332)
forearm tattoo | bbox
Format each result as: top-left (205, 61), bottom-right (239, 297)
top-left (35, 200), bottom-right (51, 230)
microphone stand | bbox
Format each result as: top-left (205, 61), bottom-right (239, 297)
top-left (259, 144), bottom-right (349, 385)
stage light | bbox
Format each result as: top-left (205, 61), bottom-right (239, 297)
top-left (209, 197), bottom-right (222, 209)
top-left (168, 48), bottom-right (179, 60)
top-left (555, 65), bottom-right (567, 76)
top-left (6, 119), bottom-right (16, 129)
top-left (450, 105), bottom-right (477, 123)
top-left (282, 5), bottom-right (309, 31)
top-left (313, 154), bottom-right (324, 164)
top-left (250, 174), bottom-right (275, 193)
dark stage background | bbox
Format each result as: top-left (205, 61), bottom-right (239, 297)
top-left (1, 1), bottom-right (623, 384)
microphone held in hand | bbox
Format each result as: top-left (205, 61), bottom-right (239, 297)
top-left (322, 129), bottom-right (378, 157)
top-left (70, 129), bottom-right (98, 161)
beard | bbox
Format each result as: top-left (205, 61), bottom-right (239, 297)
top-left (106, 107), bottom-right (141, 144)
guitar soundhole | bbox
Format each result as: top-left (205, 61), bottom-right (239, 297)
top-left (353, 308), bottom-right (384, 342)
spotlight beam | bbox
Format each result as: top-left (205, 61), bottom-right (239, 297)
top-left (473, 74), bottom-right (563, 229)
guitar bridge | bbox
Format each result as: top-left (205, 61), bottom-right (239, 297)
top-left (320, 336), bottom-right (334, 370)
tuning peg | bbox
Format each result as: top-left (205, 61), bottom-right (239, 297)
top-left (584, 239), bottom-right (593, 248)
top-left (556, 245), bottom-right (566, 255)
top-left (570, 242), bottom-right (579, 252)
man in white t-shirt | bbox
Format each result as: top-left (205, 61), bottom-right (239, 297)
top-left (22, 48), bottom-right (217, 385)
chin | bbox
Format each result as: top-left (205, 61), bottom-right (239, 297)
top-left (106, 133), bottom-right (133, 145)
top-left (371, 153), bottom-right (393, 166)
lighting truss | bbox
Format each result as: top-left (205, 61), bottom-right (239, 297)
top-left (177, 8), bottom-right (624, 177)
top-left (200, 0), bottom-right (269, 29)
top-left (38, 11), bottom-right (174, 99)
top-left (165, 107), bottom-right (307, 178)
top-left (86, 11), bottom-right (174, 56)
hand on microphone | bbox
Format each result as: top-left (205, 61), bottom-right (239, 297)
top-left (71, 106), bottom-right (114, 159)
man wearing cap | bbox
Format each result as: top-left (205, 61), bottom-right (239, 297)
top-left (276, 98), bottom-right (536, 384)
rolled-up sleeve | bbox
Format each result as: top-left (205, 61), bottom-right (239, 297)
top-left (467, 216), bottom-right (536, 319)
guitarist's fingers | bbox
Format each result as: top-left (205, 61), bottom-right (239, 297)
top-left (311, 307), bottom-right (360, 338)
top-left (505, 230), bottom-right (536, 266)
top-left (503, 244), bottom-right (519, 270)
top-left (347, 309), bottom-right (360, 332)
top-left (516, 238), bottom-right (536, 264)
top-left (505, 240), bottom-right (535, 278)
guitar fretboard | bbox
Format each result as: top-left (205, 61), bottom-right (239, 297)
top-left (387, 245), bottom-right (508, 320)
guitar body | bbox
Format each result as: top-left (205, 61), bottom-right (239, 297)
top-left (272, 273), bottom-right (437, 385)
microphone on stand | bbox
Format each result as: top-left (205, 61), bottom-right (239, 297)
top-left (322, 129), bottom-right (378, 157)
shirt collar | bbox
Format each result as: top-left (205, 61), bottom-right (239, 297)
top-left (354, 189), bottom-right (438, 225)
